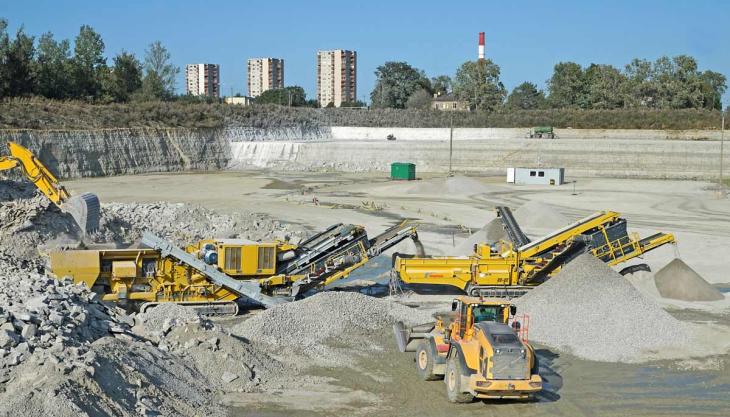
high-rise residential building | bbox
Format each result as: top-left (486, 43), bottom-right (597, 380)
top-left (247, 58), bottom-right (284, 97)
top-left (185, 64), bottom-right (220, 97)
top-left (316, 50), bottom-right (357, 107)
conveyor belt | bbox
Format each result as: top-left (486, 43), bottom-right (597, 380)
top-left (496, 207), bottom-right (530, 247)
top-left (141, 232), bottom-right (284, 308)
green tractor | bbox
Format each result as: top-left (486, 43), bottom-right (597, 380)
top-left (527, 126), bottom-right (555, 139)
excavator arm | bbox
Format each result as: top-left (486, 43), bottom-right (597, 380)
top-left (1, 142), bottom-right (100, 234)
top-left (2, 141), bottom-right (71, 205)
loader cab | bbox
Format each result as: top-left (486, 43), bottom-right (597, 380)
top-left (450, 297), bottom-right (515, 339)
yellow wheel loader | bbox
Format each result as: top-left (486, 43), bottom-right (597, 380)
top-left (50, 222), bottom-right (421, 314)
top-left (0, 141), bottom-right (100, 234)
top-left (394, 296), bottom-right (541, 402)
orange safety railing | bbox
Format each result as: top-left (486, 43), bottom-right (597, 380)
top-left (511, 313), bottom-right (530, 343)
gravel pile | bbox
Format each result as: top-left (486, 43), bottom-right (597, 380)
top-left (514, 253), bottom-right (691, 363)
top-left (0, 181), bottom-right (79, 260)
top-left (0, 250), bottom-right (228, 417)
top-left (135, 302), bottom-right (202, 335)
top-left (0, 252), bottom-right (132, 383)
top-left (654, 258), bottom-right (724, 302)
top-left (454, 202), bottom-right (573, 251)
top-left (233, 292), bottom-right (432, 349)
top-left (96, 201), bottom-right (302, 247)
top-left (390, 176), bottom-right (494, 196)
top-left (513, 201), bottom-right (570, 234)
top-left (161, 321), bottom-right (297, 394)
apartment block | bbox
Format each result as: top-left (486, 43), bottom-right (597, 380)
top-left (247, 58), bottom-right (284, 97)
top-left (185, 64), bottom-right (220, 97)
top-left (316, 50), bottom-right (357, 107)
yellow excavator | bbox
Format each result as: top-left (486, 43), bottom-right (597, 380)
top-left (393, 207), bottom-right (675, 297)
top-left (0, 141), bottom-right (100, 234)
top-left (50, 221), bottom-right (422, 314)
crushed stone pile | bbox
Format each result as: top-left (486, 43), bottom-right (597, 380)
top-left (397, 176), bottom-right (494, 196)
top-left (479, 201), bottom-right (572, 245)
top-left (1, 336), bottom-right (227, 417)
top-left (0, 251), bottom-right (227, 417)
top-left (452, 201), bottom-right (572, 252)
top-left (0, 252), bottom-right (131, 384)
top-left (133, 304), bottom-right (300, 394)
top-left (452, 224), bottom-right (491, 255)
top-left (230, 292), bottom-right (433, 368)
top-left (514, 254), bottom-right (691, 363)
top-left (0, 180), bottom-right (79, 260)
top-left (96, 201), bottom-right (301, 247)
top-left (233, 292), bottom-right (432, 349)
top-left (654, 258), bottom-right (724, 302)
top-left (513, 200), bottom-right (571, 232)
top-left (135, 302), bottom-right (202, 335)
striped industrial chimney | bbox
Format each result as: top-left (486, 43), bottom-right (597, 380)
top-left (478, 32), bottom-right (485, 60)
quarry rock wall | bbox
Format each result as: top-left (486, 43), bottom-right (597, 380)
top-left (2, 128), bottom-right (231, 178)
top-left (1, 127), bottom-right (726, 179)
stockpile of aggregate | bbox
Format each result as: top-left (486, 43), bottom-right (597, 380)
top-left (654, 258), bottom-right (724, 302)
top-left (0, 180), bottom-right (79, 260)
top-left (513, 254), bottom-right (691, 363)
top-left (0, 250), bottom-right (227, 416)
top-left (454, 201), bottom-right (572, 251)
top-left (97, 201), bottom-right (301, 247)
top-left (396, 176), bottom-right (493, 196)
top-left (134, 305), bottom-right (299, 395)
top-left (512, 201), bottom-right (571, 233)
top-left (232, 292), bottom-right (432, 367)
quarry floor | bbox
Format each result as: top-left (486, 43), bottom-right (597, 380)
top-left (64, 171), bottom-right (730, 416)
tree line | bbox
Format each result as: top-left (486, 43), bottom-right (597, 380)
top-left (0, 19), bottom-right (179, 102)
top-left (370, 56), bottom-right (726, 112)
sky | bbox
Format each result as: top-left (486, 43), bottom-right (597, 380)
top-left (3, 0), bottom-right (729, 105)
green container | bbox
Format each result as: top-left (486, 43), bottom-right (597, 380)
top-left (391, 162), bottom-right (416, 180)
top-left (534, 126), bottom-right (553, 134)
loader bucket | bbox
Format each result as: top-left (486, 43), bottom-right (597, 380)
top-left (62, 192), bottom-right (101, 235)
top-left (393, 321), bottom-right (410, 352)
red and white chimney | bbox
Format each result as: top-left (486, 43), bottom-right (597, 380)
top-left (478, 32), bottom-right (485, 60)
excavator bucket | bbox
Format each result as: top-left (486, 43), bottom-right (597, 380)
top-left (62, 192), bottom-right (101, 235)
top-left (4, 142), bottom-right (101, 235)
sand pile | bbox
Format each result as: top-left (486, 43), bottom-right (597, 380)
top-left (654, 259), bottom-right (724, 302)
top-left (514, 254), bottom-right (691, 363)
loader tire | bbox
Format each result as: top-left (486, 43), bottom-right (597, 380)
top-left (531, 352), bottom-right (540, 375)
top-left (415, 340), bottom-right (439, 381)
top-left (445, 355), bottom-right (474, 403)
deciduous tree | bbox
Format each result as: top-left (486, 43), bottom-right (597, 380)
top-left (370, 62), bottom-right (430, 109)
top-left (72, 25), bottom-right (106, 99)
top-left (35, 32), bottom-right (73, 99)
top-left (453, 59), bottom-right (506, 111)
top-left (506, 82), bottom-right (545, 110)
top-left (140, 41), bottom-right (178, 100)
top-left (547, 62), bottom-right (586, 108)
